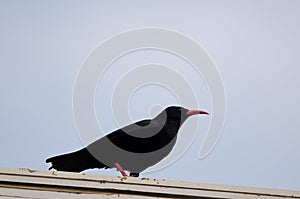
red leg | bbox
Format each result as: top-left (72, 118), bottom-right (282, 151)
top-left (114, 162), bottom-right (128, 176)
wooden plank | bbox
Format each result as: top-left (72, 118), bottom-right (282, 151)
top-left (0, 168), bottom-right (299, 199)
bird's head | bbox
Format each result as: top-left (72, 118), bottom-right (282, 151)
top-left (162, 106), bottom-right (209, 125)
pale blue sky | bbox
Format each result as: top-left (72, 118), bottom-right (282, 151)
top-left (0, 0), bottom-right (300, 191)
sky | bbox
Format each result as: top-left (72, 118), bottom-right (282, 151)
top-left (0, 0), bottom-right (300, 191)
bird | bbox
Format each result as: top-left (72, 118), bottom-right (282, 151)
top-left (46, 106), bottom-right (209, 177)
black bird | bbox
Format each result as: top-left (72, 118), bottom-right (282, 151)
top-left (46, 106), bottom-right (208, 177)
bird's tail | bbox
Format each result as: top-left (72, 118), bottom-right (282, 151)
top-left (46, 148), bottom-right (105, 172)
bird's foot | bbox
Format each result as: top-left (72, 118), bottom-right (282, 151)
top-left (129, 173), bottom-right (139, 177)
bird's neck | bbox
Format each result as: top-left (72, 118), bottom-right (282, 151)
top-left (164, 119), bottom-right (181, 138)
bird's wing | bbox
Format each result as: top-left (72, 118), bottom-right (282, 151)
top-left (105, 119), bottom-right (167, 153)
top-left (107, 119), bottom-right (162, 140)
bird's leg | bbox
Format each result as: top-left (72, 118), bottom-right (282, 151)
top-left (129, 173), bottom-right (139, 177)
top-left (114, 162), bottom-right (128, 177)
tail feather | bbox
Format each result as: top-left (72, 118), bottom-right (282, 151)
top-left (46, 148), bottom-right (106, 172)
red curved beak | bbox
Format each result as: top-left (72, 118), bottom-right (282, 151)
top-left (186, 110), bottom-right (209, 116)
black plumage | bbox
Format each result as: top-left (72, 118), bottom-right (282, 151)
top-left (46, 106), bottom-right (208, 177)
